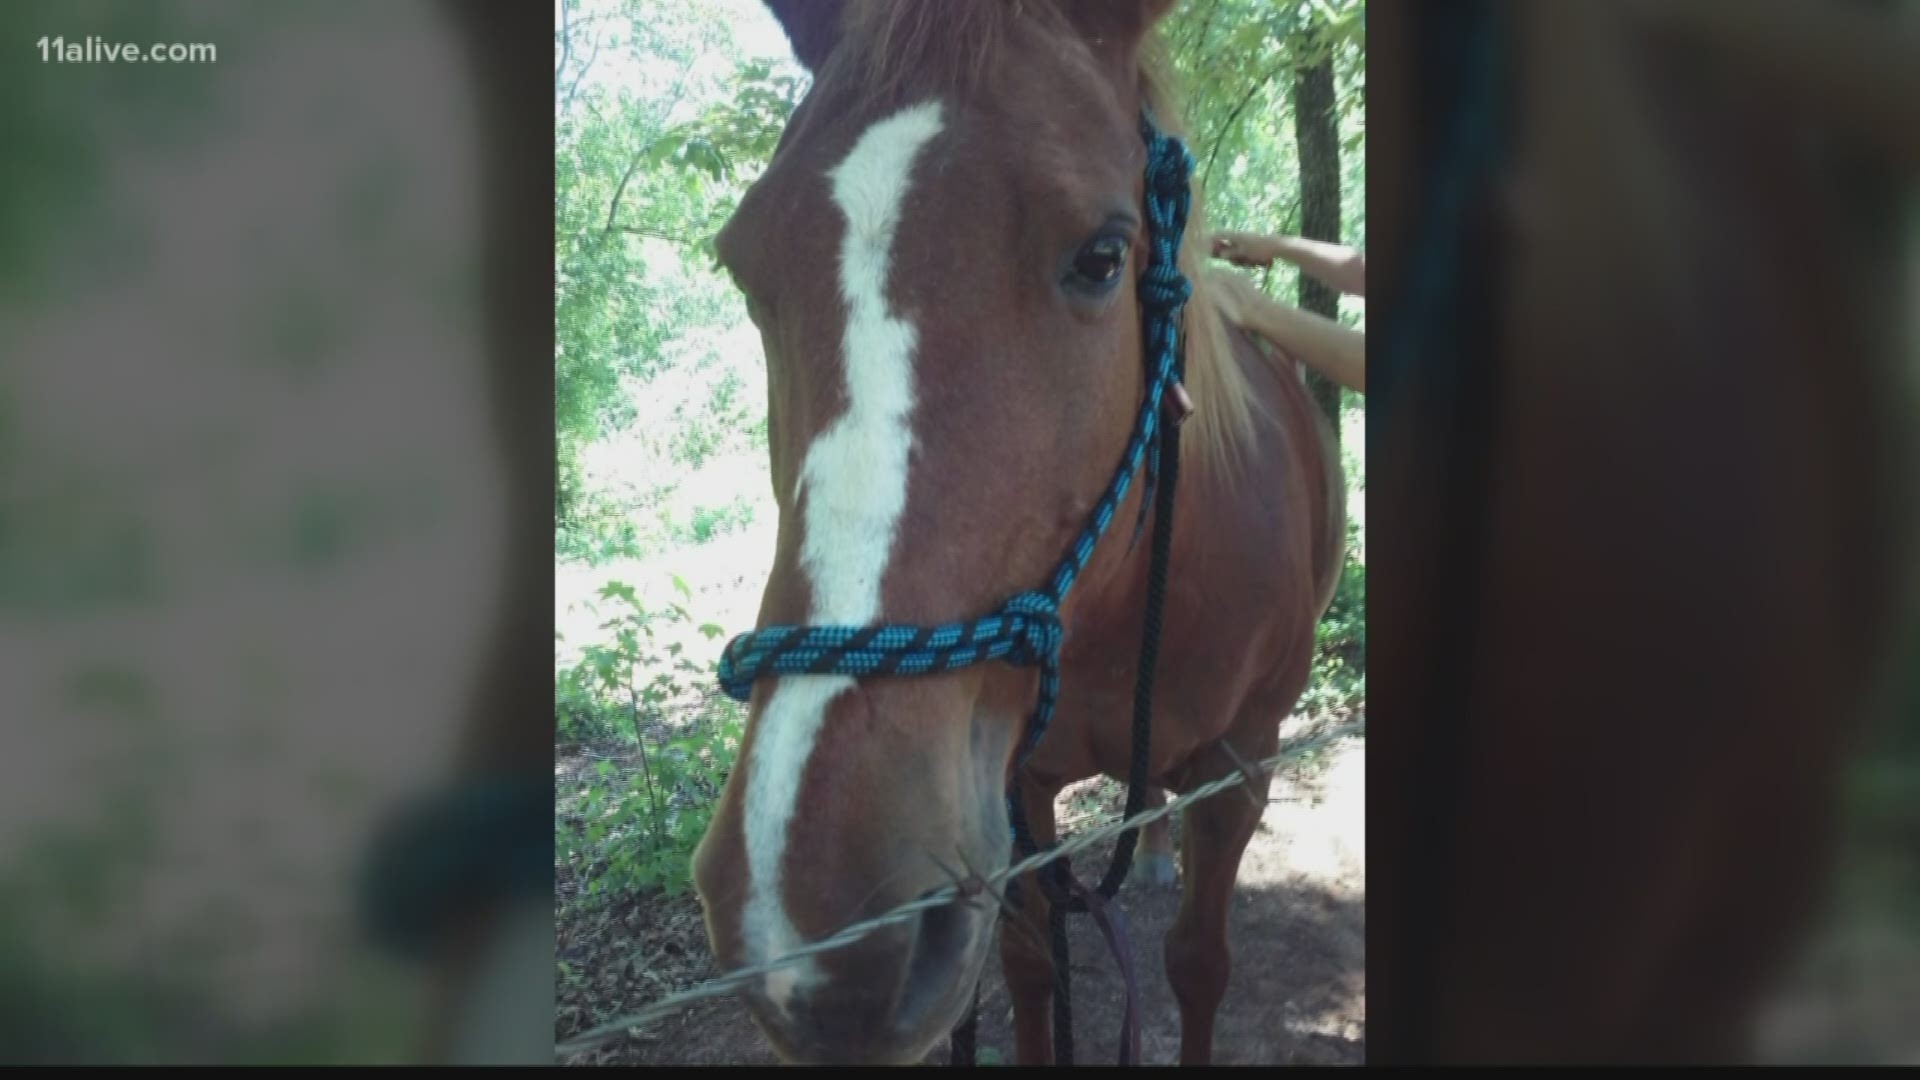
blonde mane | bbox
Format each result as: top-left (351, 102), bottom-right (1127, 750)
top-left (828, 0), bottom-right (1272, 483)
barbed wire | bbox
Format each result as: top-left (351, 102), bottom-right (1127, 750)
top-left (554, 717), bottom-right (1365, 1058)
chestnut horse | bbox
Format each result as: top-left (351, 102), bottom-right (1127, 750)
top-left (688, 0), bottom-right (1345, 1066)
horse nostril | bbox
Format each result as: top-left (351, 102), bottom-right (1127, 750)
top-left (894, 891), bottom-right (977, 1033)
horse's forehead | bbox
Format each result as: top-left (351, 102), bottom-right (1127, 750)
top-left (719, 99), bottom-right (952, 283)
top-left (740, 74), bottom-right (1131, 221)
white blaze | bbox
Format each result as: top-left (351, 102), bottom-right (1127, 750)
top-left (742, 99), bottom-right (945, 1009)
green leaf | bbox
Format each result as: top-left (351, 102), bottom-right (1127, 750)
top-left (671, 573), bottom-right (692, 600)
top-left (642, 135), bottom-right (679, 166)
top-left (699, 622), bottom-right (725, 640)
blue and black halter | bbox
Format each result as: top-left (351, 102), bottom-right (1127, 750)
top-left (716, 109), bottom-right (1196, 1067)
top-left (717, 108), bottom-right (1190, 876)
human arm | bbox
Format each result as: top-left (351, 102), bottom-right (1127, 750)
top-left (1209, 230), bottom-right (1368, 299)
top-left (1207, 268), bottom-right (1365, 394)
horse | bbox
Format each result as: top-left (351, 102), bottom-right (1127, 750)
top-left (1368, 0), bottom-right (1917, 1063)
top-left (687, 0), bottom-right (1346, 1066)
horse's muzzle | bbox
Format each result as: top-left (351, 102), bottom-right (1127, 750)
top-left (743, 892), bottom-right (991, 1065)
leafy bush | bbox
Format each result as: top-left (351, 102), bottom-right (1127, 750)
top-left (554, 490), bottom-right (646, 566)
top-left (682, 497), bottom-right (755, 546)
top-left (555, 576), bottom-right (741, 901)
top-left (1305, 515), bottom-right (1366, 714)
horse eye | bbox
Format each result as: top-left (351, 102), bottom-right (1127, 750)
top-left (1070, 235), bottom-right (1129, 286)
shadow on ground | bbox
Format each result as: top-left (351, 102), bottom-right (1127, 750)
top-left (557, 734), bottom-right (1367, 1066)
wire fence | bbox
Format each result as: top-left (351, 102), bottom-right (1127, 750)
top-left (554, 717), bottom-right (1366, 1059)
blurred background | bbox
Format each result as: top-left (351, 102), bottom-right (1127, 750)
top-left (1366, 0), bottom-right (1919, 1065)
top-left (0, 0), bottom-right (532, 1063)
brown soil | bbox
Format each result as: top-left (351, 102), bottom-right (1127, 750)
top-left (556, 715), bottom-right (1365, 1066)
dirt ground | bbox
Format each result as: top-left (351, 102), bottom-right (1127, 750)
top-left (555, 714), bottom-right (1365, 1066)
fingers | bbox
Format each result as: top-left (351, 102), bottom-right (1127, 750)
top-left (1208, 231), bottom-right (1266, 267)
top-left (1212, 249), bottom-right (1264, 269)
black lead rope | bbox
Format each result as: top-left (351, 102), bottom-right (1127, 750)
top-left (1025, 394), bottom-right (1178, 1068)
top-left (961, 412), bottom-right (1173, 1068)
top-left (949, 983), bottom-right (978, 1066)
top-left (967, 114), bottom-right (1191, 1071)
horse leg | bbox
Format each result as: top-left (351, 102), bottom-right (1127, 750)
top-left (1164, 737), bottom-right (1275, 1066)
top-left (1130, 786), bottom-right (1179, 887)
top-left (999, 774), bottom-right (1063, 1065)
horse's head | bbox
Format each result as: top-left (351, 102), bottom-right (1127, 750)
top-left (689, 0), bottom-right (1201, 1063)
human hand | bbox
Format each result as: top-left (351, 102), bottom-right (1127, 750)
top-left (1209, 230), bottom-right (1279, 269)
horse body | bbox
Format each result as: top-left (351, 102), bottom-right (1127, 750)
top-left (1010, 323), bottom-right (1345, 1066)
top-left (690, 0), bottom-right (1344, 1065)
top-left (1035, 329), bottom-right (1342, 795)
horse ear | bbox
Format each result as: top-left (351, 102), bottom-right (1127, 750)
top-left (763, 0), bottom-right (846, 72)
top-left (1064, 0), bottom-right (1178, 50)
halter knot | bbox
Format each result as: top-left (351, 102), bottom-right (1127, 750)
top-left (1141, 127), bottom-right (1194, 228)
top-left (1138, 262), bottom-right (1192, 312)
top-left (999, 590), bottom-right (1063, 667)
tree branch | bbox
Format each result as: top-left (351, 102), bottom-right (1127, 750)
top-left (562, 36), bottom-right (603, 115)
top-left (601, 154), bottom-right (648, 238)
top-left (1202, 58), bottom-right (1289, 192)
top-left (614, 225), bottom-right (709, 245)
top-left (1184, 0), bottom-right (1224, 62)
top-left (599, 58), bottom-right (698, 239)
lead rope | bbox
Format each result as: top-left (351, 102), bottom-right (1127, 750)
top-left (949, 983), bottom-right (978, 1066)
top-left (995, 322), bottom-right (1180, 1069)
top-left (999, 375), bottom-right (1179, 1068)
top-left (720, 110), bottom-right (1193, 1068)
top-left (980, 112), bottom-right (1192, 1069)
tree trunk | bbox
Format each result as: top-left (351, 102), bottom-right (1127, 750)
top-left (1293, 48), bottom-right (1344, 436)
